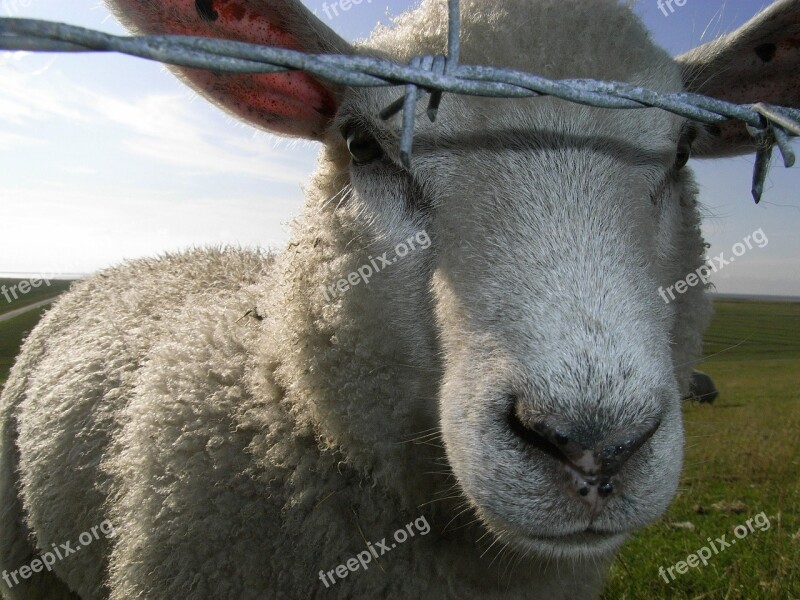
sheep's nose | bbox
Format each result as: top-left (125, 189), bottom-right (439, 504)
top-left (508, 402), bottom-right (660, 506)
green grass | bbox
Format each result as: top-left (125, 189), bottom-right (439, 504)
top-left (0, 278), bottom-right (73, 317)
top-left (604, 301), bottom-right (800, 599)
top-left (0, 306), bottom-right (53, 384)
top-left (0, 296), bottom-right (798, 597)
top-left (703, 300), bottom-right (800, 361)
top-left (0, 278), bottom-right (75, 383)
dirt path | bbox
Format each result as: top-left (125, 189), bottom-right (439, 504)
top-left (0, 298), bottom-right (56, 324)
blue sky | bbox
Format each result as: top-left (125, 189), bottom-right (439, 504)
top-left (0, 0), bottom-right (798, 294)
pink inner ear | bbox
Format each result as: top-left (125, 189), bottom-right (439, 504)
top-left (183, 69), bottom-right (340, 139)
top-left (112, 0), bottom-right (342, 138)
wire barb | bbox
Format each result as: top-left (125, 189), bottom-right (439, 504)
top-left (383, 0), bottom-right (460, 167)
top-left (0, 1), bottom-right (797, 201)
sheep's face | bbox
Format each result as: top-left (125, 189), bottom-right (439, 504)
top-left (308, 0), bottom-right (716, 560)
top-left (332, 70), bottom-right (701, 558)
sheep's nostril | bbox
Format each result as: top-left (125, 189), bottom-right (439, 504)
top-left (508, 409), bottom-right (589, 467)
top-left (507, 409), bottom-right (568, 465)
top-left (598, 480), bottom-right (614, 498)
top-left (508, 399), bottom-right (662, 504)
top-left (597, 418), bottom-right (661, 476)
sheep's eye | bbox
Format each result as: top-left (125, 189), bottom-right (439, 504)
top-left (675, 141), bottom-right (691, 170)
top-left (675, 127), bottom-right (696, 170)
top-left (344, 126), bottom-right (383, 165)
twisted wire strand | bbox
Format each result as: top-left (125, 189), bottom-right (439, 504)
top-left (1, 1), bottom-right (797, 203)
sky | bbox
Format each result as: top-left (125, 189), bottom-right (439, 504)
top-left (0, 0), bottom-right (798, 295)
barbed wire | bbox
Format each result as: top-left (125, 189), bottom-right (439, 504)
top-left (1, 0), bottom-right (798, 203)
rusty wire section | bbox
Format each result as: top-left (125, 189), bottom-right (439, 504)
top-left (1, 0), bottom-right (798, 202)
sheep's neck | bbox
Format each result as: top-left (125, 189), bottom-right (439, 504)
top-left (258, 157), bottom-right (444, 512)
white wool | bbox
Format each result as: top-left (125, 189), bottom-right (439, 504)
top-left (2, 0), bottom-right (795, 598)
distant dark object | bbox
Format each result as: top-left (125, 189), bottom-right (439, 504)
top-left (685, 370), bottom-right (719, 404)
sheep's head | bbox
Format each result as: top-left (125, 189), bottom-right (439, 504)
top-left (106, 0), bottom-right (800, 562)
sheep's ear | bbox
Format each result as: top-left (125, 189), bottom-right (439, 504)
top-left (105, 0), bottom-right (352, 140)
top-left (677, 0), bottom-right (800, 158)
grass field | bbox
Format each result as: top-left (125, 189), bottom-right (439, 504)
top-left (0, 294), bottom-right (797, 598)
top-left (0, 307), bottom-right (55, 383)
top-left (0, 279), bottom-right (76, 382)
top-left (603, 300), bottom-right (800, 599)
top-left (0, 278), bottom-right (73, 317)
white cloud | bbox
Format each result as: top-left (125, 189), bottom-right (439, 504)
top-left (0, 56), bottom-right (314, 182)
top-left (0, 58), bottom-right (89, 124)
top-left (0, 180), bottom-right (299, 274)
top-left (59, 165), bottom-right (97, 175)
top-left (0, 130), bottom-right (43, 151)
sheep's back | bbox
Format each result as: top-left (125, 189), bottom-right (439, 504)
top-left (0, 246), bottom-right (274, 598)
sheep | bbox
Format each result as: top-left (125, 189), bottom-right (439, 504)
top-left (686, 370), bottom-right (719, 404)
top-left (1, 0), bottom-right (797, 598)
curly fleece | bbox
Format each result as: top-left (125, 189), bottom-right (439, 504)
top-left (0, 0), bottom-right (719, 598)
